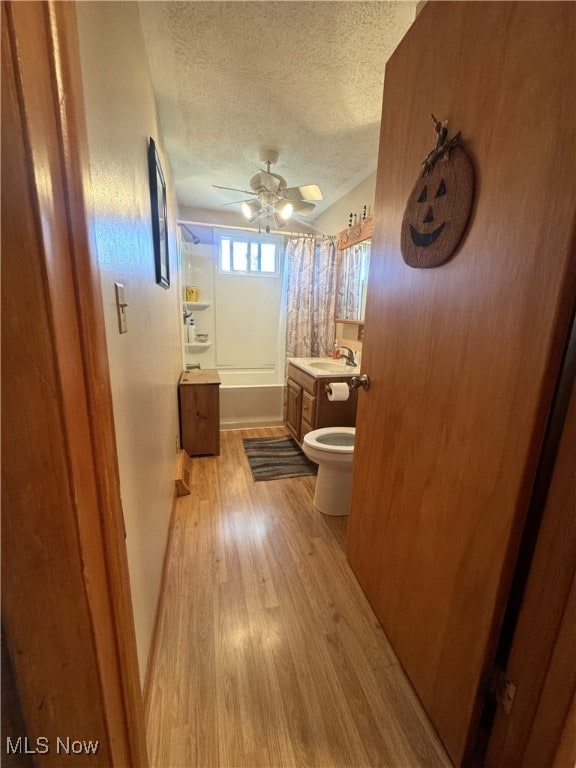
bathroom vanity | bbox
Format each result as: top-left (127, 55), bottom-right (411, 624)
top-left (285, 359), bottom-right (359, 443)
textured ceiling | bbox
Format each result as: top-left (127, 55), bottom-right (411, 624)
top-left (138, 1), bottom-right (416, 222)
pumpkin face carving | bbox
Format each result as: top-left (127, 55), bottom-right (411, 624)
top-left (401, 146), bottom-right (474, 268)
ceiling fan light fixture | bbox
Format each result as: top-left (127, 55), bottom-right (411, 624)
top-left (217, 151), bottom-right (322, 227)
top-left (278, 201), bottom-right (293, 220)
top-left (242, 200), bottom-right (260, 220)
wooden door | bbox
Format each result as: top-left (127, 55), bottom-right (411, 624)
top-left (1, 3), bottom-right (147, 764)
top-left (485, 367), bottom-right (576, 767)
top-left (346, 3), bottom-right (576, 766)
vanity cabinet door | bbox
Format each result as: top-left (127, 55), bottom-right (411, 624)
top-left (301, 390), bottom-right (316, 429)
top-left (300, 419), bottom-right (315, 443)
top-left (286, 379), bottom-right (302, 441)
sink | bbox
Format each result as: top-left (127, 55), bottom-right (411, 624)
top-left (308, 361), bottom-right (354, 372)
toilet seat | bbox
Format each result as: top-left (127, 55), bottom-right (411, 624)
top-left (303, 427), bottom-right (355, 454)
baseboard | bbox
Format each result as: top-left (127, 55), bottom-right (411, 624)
top-left (142, 481), bottom-right (179, 721)
top-left (220, 417), bottom-right (284, 430)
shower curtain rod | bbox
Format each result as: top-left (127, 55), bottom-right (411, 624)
top-left (178, 219), bottom-right (336, 240)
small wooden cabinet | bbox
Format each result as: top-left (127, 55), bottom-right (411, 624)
top-left (178, 369), bottom-right (221, 456)
top-left (285, 362), bottom-right (358, 443)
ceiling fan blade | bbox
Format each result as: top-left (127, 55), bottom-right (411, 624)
top-left (272, 214), bottom-right (288, 230)
top-left (213, 184), bottom-right (254, 195)
top-left (283, 184), bottom-right (323, 202)
top-left (289, 200), bottom-right (316, 216)
top-left (219, 198), bottom-right (252, 207)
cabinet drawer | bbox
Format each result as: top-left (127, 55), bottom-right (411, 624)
top-left (301, 390), bottom-right (316, 426)
top-left (287, 364), bottom-right (316, 395)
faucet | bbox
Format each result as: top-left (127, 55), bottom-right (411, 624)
top-left (337, 345), bottom-right (357, 367)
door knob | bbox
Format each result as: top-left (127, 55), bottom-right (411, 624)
top-left (349, 374), bottom-right (370, 391)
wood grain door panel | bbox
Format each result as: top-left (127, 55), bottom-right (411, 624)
top-left (286, 379), bottom-right (302, 441)
top-left (346, 3), bottom-right (576, 765)
top-left (486, 373), bottom-right (576, 767)
top-left (301, 390), bottom-right (316, 428)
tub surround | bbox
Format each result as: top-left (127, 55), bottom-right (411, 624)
top-left (219, 369), bottom-right (284, 430)
top-left (285, 359), bottom-right (359, 443)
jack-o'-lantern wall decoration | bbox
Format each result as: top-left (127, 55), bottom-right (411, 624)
top-left (401, 116), bottom-right (474, 268)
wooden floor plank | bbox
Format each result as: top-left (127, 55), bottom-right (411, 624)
top-left (147, 427), bottom-right (452, 767)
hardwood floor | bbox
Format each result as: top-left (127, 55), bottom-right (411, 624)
top-left (146, 427), bottom-right (452, 767)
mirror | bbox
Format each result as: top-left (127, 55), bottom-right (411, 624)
top-left (336, 241), bottom-right (371, 321)
top-left (335, 216), bottom-right (373, 323)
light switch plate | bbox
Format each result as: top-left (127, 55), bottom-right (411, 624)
top-left (114, 282), bottom-right (128, 334)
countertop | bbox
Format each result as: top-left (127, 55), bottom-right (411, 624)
top-left (288, 357), bottom-right (360, 378)
top-left (179, 369), bottom-right (221, 386)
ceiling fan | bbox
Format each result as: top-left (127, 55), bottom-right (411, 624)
top-left (213, 149), bottom-right (323, 232)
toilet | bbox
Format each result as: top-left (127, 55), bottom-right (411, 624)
top-left (302, 427), bottom-right (355, 516)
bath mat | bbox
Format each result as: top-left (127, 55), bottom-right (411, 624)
top-left (242, 436), bottom-right (318, 482)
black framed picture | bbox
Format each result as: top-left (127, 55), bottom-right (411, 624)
top-left (148, 137), bottom-right (170, 288)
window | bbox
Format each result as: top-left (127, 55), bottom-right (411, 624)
top-left (218, 232), bottom-right (280, 276)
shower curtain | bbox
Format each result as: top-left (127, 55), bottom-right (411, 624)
top-left (284, 237), bottom-right (337, 365)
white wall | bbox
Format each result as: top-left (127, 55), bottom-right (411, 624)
top-left (76, 2), bottom-right (182, 685)
top-left (312, 172), bottom-right (376, 235)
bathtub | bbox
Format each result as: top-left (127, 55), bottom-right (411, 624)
top-left (219, 369), bottom-right (285, 430)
